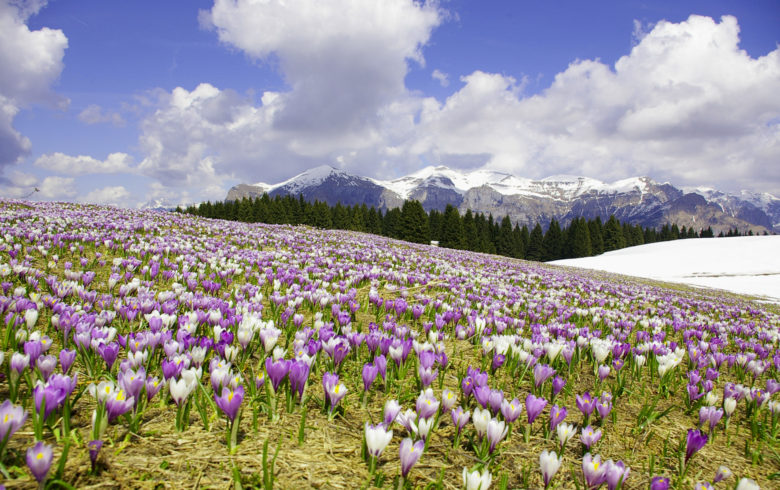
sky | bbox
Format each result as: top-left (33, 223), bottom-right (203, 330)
top-left (1, 0), bottom-right (779, 208)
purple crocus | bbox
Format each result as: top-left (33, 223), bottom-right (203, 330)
top-left (551, 376), bottom-right (566, 397)
top-left (580, 425), bottom-right (602, 450)
top-left (685, 429), bottom-right (708, 463)
top-left (106, 389), bottom-right (134, 422)
top-left (265, 357), bottom-right (290, 392)
top-left (399, 438), bottom-right (425, 477)
top-left (88, 439), bottom-right (103, 471)
top-left (26, 441), bottom-right (53, 483)
top-left (362, 362), bottom-right (378, 392)
top-left (323, 372), bottom-right (347, 413)
top-left (288, 360), bottom-right (311, 400)
top-left (487, 389), bottom-right (504, 415)
top-left (416, 389), bottom-right (440, 420)
top-left (451, 406), bottom-right (471, 434)
top-left (577, 392), bottom-right (596, 420)
top-left (534, 363), bottom-right (556, 388)
top-left (596, 392), bottom-right (612, 419)
top-left (549, 404), bottom-right (567, 432)
top-left (598, 365), bottom-right (611, 382)
top-left (0, 400), bottom-right (28, 442)
top-left (59, 348), bottom-right (76, 374)
top-left (605, 460), bottom-right (630, 490)
top-left (582, 453), bottom-right (607, 489)
top-left (526, 394), bottom-right (548, 424)
top-left (215, 385), bottom-right (244, 421)
top-left (383, 399), bottom-right (401, 428)
top-left (500, 397), bottom-right (523, 424)
top-left (97, 342), bottom-right (120, 371)
top-left (650, 476), bottom-right (671, 490)
top-left (486, 418), bottom-right (508, 453)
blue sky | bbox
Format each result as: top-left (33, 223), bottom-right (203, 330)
top-left (1, 0), bottom-right (779, 207)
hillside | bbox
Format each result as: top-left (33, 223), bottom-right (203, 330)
top-left (0, 200), bottom-right (777, 488)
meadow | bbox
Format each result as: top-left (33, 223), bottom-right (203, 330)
top-left (0, 200), bottom-right (777, 489)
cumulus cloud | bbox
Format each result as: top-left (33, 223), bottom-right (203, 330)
top-left (34, 152), bottom-right (134, 175)
top-left (78, 104), bottom-right (125, 126)
top-left (38, 176), bottom-right (77, 200)
top-left (0, 0), bottom-right (67, 168)
top-left (133, 12), bottom-right (779, 203)
top-left (409, 15), bottom-right (780, 193)
top-left (82, 185), bottom-right (131, 206)
top-left (201, 0), bottom-right (441, 134)
top-left (432, 69), bottom-right (449, 87)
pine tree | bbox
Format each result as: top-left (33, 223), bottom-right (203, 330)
top-left (542, 219), bottom-right (563, 261)
top-left (462, 209), bottom-right (478, 251)
top-left (400, 200), bottom-right (429, 243)
top-left (440, 204), bottom-right (464, 249)
top-left (568, 217), bottom-right (592, 258)
top-left (526, 223), bottom-right (545, 261)
top-left (497, 215), bottom-right (514, 256)
top-left (603, 215), bottom-right (626, 251)
top-left (589, 217), bottom-right (604, 255)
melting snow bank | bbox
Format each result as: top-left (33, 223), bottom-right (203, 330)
top-left (549, 235), bottom-right (780, 302)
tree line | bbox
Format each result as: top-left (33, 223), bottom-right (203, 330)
top-left (179, 194), bottom-right (722, 261)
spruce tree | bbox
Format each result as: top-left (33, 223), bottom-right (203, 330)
top-left (440, 204), bottom-right (464, 249)
top-left (568, 217), bottom-right (592, 258)
top-left (400, 200), bottom-right (429, 243)
top-left (497, 215), bottom-right (514, 256)
top-left (462, 209), bottom-right (478, 251)
top-left (603, 215), bottom-right (626, 251)
top-left (542, 219), bottom-right (563, 260)
top-left (526, 223), bottom-right (545, 261)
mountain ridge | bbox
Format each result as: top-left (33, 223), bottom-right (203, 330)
top-left (226, 165), bottom-right (780, 234)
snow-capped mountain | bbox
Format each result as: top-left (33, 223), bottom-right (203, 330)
top-left (226, 165), bottom-right (779, 234)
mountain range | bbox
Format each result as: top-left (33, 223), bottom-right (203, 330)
top-left (225, 165), bottom-right (780, 234)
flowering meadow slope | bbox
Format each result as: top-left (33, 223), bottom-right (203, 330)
top-left (0, 200), bottom-right (778, 489)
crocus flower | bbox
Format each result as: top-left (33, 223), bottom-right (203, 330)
top-left (735, 478), bottom-right (760, 490)
top-left (576, 392), bottom-right (596, 419)
top-left (417, 416), bottom-right (434, 440)
top-left (105, 389), bottom-right (134, 422)
top-left (539, 449), bottom-right (561, 488)
top-left (59, 348), bottom-right (76, 374)
top-left (598, 365), bottom-right (610, 382)
top-left (580, 425), bottom-right (602, 450)
top-left (265, 357), bottom-right (290, 392)
top-left (362, 362), bottom-right (378, 392)
top-left (215, 385), bottom-right (244, 421)
top-left (288, 360), bottom-right (310, 400)
top-left (441, 389), bottom-right (458, 413)
top-left (556, 422), bottom-right (575, 448)
top-left (534, 363), bottom-right (556, 388)
top-left (88, 439), bottom-right (103, 471)
top-left (36, 355), bottom-right (57, 381)
top-left (451, 406), bottom-right (471, 434)
top-left (582, 453), bottom-right (607, 489)
top-left (383, 399), bottom-right (401, 428)
top-left (552, 376), bottom-right (566, 397)
top-left (526, 394), bottom-right (547, 424)
top-left (685, 429), bottom-right (708, 463)
top-left (26, 441), bottom-right (53, 483)
top-left (415, 389), bottom-right (440, 420)
top-left (0, 400), bottom-right (28, 441)
top-left (500, 397), bottom-right (523, 424)
top-left (596, 393), bottom-right (612, 419)
top-left (399, 438), bottom-right (424, 477)
top-left (650, 476), bottom-right (670, 490)
top-left (463, 467), bottom-right (492, 490)
top-left (145, 377), bottom-right (164, 402)
top-left (323, 372), bottom-right (347, 413)
top-left (487, 389), bottom-right (504, 415)
top-left (604, 460), bottom-right (630, 490)
top-left (694, 482), bottom-right (714, 490)
top-left (365, 422), bottom-right (392, 458)
top-left (486, 418), bottom-right (508, 453)
top-left (169, 377), bottom-right (195, 406)
top-left (713, 465), bottom-right (732, 484)
top-left (549, 404), bottom-right (567, 432)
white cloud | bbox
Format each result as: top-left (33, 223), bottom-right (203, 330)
top-left (78, 104), bottom-right (125, 126)
top-left (82, 185), bottom-right (131, 207)
top-left (0, 0), bottom-right (67, 168)
top-left (408, 15), bottom-right (780, 193)
top-left (432, 69), bottom-right (449, 87)
top-left (38, 176), bottom-right (76, 200)
top-left (34, 152), bottom-right (134, 175)
top-left (131, 13), bottom-right (780, 203)
top-left (201, 0), bottom-right (441, 134)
